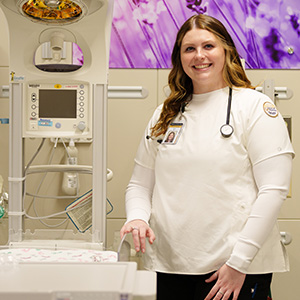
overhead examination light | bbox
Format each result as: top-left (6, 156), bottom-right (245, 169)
top-left (19, 0), bottom-right (86, 24)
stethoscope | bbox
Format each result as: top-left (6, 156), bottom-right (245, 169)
top-left (220, 87), bottom-right (234, 138)
top-left (147, 87), bottom-right (234, 142)
top-left (181, 87), bottom-right (234, 138)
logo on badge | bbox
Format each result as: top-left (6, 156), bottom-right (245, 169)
top-left (263, 102), bottom-right (278, 118)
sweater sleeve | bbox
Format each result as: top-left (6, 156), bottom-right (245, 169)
top-left (226, 153), bottom-right (293, 273)
top-left (125, 162), bottom-right (155, 224)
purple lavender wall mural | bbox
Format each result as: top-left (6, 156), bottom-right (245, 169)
top-left (109, 0), bottom-right (300, 69)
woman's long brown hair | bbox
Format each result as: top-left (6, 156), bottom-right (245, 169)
top-left (151, 14), bottom-right (254, 137)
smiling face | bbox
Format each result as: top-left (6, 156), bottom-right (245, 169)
top-left (180, 28), bottom-right (226, 94)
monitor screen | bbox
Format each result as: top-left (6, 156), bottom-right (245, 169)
top-left (39, 90), bottom-right (77, 118)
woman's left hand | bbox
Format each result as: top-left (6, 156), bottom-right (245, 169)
top-left (204, 264), bottom-right (246, 300)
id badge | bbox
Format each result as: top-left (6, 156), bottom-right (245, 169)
top-left (162, 122), bottom-right (184, 145)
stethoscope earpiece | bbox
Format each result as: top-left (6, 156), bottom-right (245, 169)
top-left (146, 135), bottom-right (163, 144)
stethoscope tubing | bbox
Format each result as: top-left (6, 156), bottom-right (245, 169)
top-left (220, 87), bottom-right (234, 138)
top-left (226, 87), bottom-right (233, 125)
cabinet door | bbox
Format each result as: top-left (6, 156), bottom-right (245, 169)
top-left (246, 70), bottom-right (299, 219)
top-left (273, 220), bottom-right (300, 299)
top-left (0, 68), bottom-right (9, 189)
top-left (107, 69), bottom-right (158, 219)
top-left (0, 8), bottom-right (9, 66)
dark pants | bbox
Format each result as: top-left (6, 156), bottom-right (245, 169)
top-left (157, 271), bottom-right (272, 300)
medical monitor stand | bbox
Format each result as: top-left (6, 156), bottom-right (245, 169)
top-left (1, 0), bottom-right (114, 249)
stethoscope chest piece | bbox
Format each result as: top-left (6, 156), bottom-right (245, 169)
top-left (220, 124), bottom-right (234, 138)
top-left (220, 87), bottom-right (234, 138)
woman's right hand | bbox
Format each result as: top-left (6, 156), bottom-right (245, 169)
top-left (120, 219), bottom-right (156, 253)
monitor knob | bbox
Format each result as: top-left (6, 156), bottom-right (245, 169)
top-left (77, 121), bottom-right (86, 131)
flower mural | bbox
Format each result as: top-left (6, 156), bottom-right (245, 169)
top-left (109, 0), bottom-right (300, 69)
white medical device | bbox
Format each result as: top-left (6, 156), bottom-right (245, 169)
top-left (24, 82), bottom-right (91, 138)
top-left (0, 0), bottom-right (113, 247)
top-left (0, 1), bottom-right (157, 298)
top-left (0, 260), bottom-right (156, 300)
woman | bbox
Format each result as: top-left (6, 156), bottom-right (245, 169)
top-left (165, 131), bottom-right (175, 143)
top-left (120, 14), bottom-right (294, 300)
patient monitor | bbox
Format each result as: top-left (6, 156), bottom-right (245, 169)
top-left (24, 82), bottom-right (91, 138)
